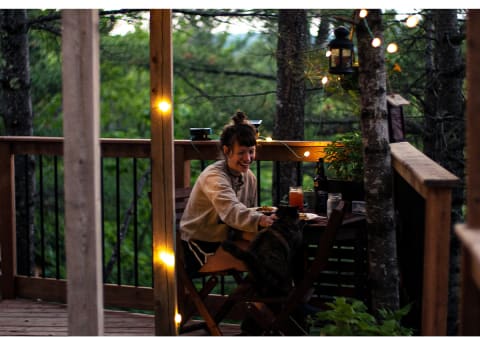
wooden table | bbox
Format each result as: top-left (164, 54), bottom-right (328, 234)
top-left (302, 212), bottom-right (366, 244)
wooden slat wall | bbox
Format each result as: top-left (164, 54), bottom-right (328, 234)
top-left (309, 220), bottom-right (369, 306)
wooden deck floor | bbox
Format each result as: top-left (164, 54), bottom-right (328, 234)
top-left (0, 298), bottom-right (241, 336)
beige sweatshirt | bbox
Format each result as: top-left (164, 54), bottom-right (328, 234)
top-left (180, 160), bottom-right (261, 242)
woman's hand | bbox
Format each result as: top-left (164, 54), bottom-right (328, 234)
top-left (259, 214), bottom-right (276, 228)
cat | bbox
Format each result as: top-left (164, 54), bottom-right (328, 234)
top-left (222, 206), bottom-right (304, 297)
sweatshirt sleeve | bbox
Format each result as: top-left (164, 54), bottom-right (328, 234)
top-left (201, 172), bottom-right (262, 233)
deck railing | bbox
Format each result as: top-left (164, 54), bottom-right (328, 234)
top-left (0, 136), bottom-right (459, 335)
top-left (0, 137), bottom-right (331, 302)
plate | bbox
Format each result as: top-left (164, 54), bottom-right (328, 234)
top-left (248, 206), bottom-right (278, 214)
top-left (299, 212), bottom-right (325, 221)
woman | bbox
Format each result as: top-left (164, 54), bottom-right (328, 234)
top-left (180, 111), bottom-right (276, 274)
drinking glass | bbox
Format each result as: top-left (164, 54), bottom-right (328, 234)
top-left (327, 193), bottom-right (342, 218)
top-left (289, 186), bottom-right (304, 211)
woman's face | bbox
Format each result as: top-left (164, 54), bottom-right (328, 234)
top-left (224, 141), bottom-right (256, 174)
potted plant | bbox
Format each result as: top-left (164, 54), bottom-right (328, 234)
top-left (323, 132), bottom-right (365, 201)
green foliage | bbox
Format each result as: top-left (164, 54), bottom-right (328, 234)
top-left (311, 297), bottom-right (413, 336)
top-left (171, 17), bottom-right (277, 140)
top-left (323, 132), bottom-right (363, 182)
top-left (100, 27), bottom-right (151, 138)
top-left (29, 20), bottom-right (63, 136)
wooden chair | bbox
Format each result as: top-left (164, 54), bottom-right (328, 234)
top-left (154, 187), bottom-right (248, 335)
top-left (218, 201), bottom-right (348, 335)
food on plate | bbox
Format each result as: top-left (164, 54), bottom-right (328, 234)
top-left (299, 213), bottom-right (309, 220)
top-left (256, 206), bottom-right (276, 213)
top-left (298, 213), bottom-right (323, 221)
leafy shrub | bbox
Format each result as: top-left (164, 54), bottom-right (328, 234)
top-left (311, 297), bottom-right (413, 336)
top-left (324, 132), bottom-right (363, 182)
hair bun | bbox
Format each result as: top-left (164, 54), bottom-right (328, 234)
top-left (232, 110), bottom-right (248, 125)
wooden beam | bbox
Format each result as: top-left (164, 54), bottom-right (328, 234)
top-left (456, 226), bottom-right (480, 289)
top-left (421, 188), bottom-right (452, 335)
top-left (466, 12), bottom-right (480, 229)
top-left (456, 224), bottom-right (480, 335)
top-left (390, 141), bottom-right (459, 335)
top-left (61, 10), bottom-right (103, 335)
top-left (0, 143), bottom-right (16, 298)
top-left (457, 9), bottom-right (480, 335)
top-left (149, 9), bottom-right (178, 336)
top-left (390, 141), bottom-right (459, 197)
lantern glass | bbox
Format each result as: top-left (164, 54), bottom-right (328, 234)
top-left (328, 26), bottom-right (355, 75)
top-left (331, 48), bottom-right (340, 67)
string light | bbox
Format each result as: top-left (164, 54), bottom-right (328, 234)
top-left (325, 50), bottom-right (331, 58)
top-left (406, 15), bottom-right (419, 28)
top-left (371, 37), bottom-right (382, 48)
top-left (359, 9), bottom-right (368, 18)
top-left (158, 100), bottom-right (171, 113)
top-left (386, 43), bottom-right (398, 53)
top-left (159, 250), bottom-right (175, 267)
top-left (321, 76), bottom-right (328, 85)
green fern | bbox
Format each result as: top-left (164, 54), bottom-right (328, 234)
top-left (311, 297), bottom-right (413, 336)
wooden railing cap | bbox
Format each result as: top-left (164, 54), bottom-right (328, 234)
top-left (390, 141), bottom-right (460, 188)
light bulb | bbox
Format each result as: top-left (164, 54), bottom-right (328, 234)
top-left (371, 37), bottom-right (382, 48)
top-left (325, 50), bottom-right (331, 58)
top-left (359, 9), bottom-right (368, 18)
top-left (158, 100), bottom-right (171, 113)
top-left (387, 43), bottom-right (398, 53)
top-left (321, 76), bottom-right (328, 85)
top-left (303, 151), bottom-right (310, 158)
top-left (406, 15), bottom-right (419, 28)
top-left (159, 251), bottom-right (175, 267)
top-left (175, 313), bottom-right (182, 324)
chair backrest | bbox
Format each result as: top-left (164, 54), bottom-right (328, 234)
top-left (174, 187), bottom-right (192, 229)
top-left (148, 187), bottom-right (192, 229)
top-left (272, 200), bottom-right (348, 328)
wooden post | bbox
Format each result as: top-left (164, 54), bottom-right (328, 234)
top-left (150, 10), bottom-right (178, 335)
top-left (390, 141), bottom-right (459, 335)
top-left (62, 10), bottom-right (103, 335)
top-left (456, 9), bottom-right (480, 335)
top-left (0, 143), bottom-right (16, 299)
top-left (422, 188), bottom-right (452, 335)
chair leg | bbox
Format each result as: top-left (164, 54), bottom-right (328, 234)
top-left (177, 268), bottom-right (223, 335)
top-left (186, 289), bottom-right (223, 336)
top-left (212, 281), bottom-right (254, 325)
top-left (181, 275), bottom-right (218, 327)
top-left (244, 302), bottom-right (275, 334)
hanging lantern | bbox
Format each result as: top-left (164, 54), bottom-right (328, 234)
top-left (328, 26), bottom-right (355, 75)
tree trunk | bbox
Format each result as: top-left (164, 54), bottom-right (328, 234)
top-left (273, 9), bottom-right (307, 204)
top-left (0, 10), bottom-right (36, 275)
top-left (356, 9), bottom-right (400, 311)
top-left (423, 9), bottom-right (465, 335)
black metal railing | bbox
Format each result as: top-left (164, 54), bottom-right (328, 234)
top-left (21, 153), bottom-right (311, 291)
